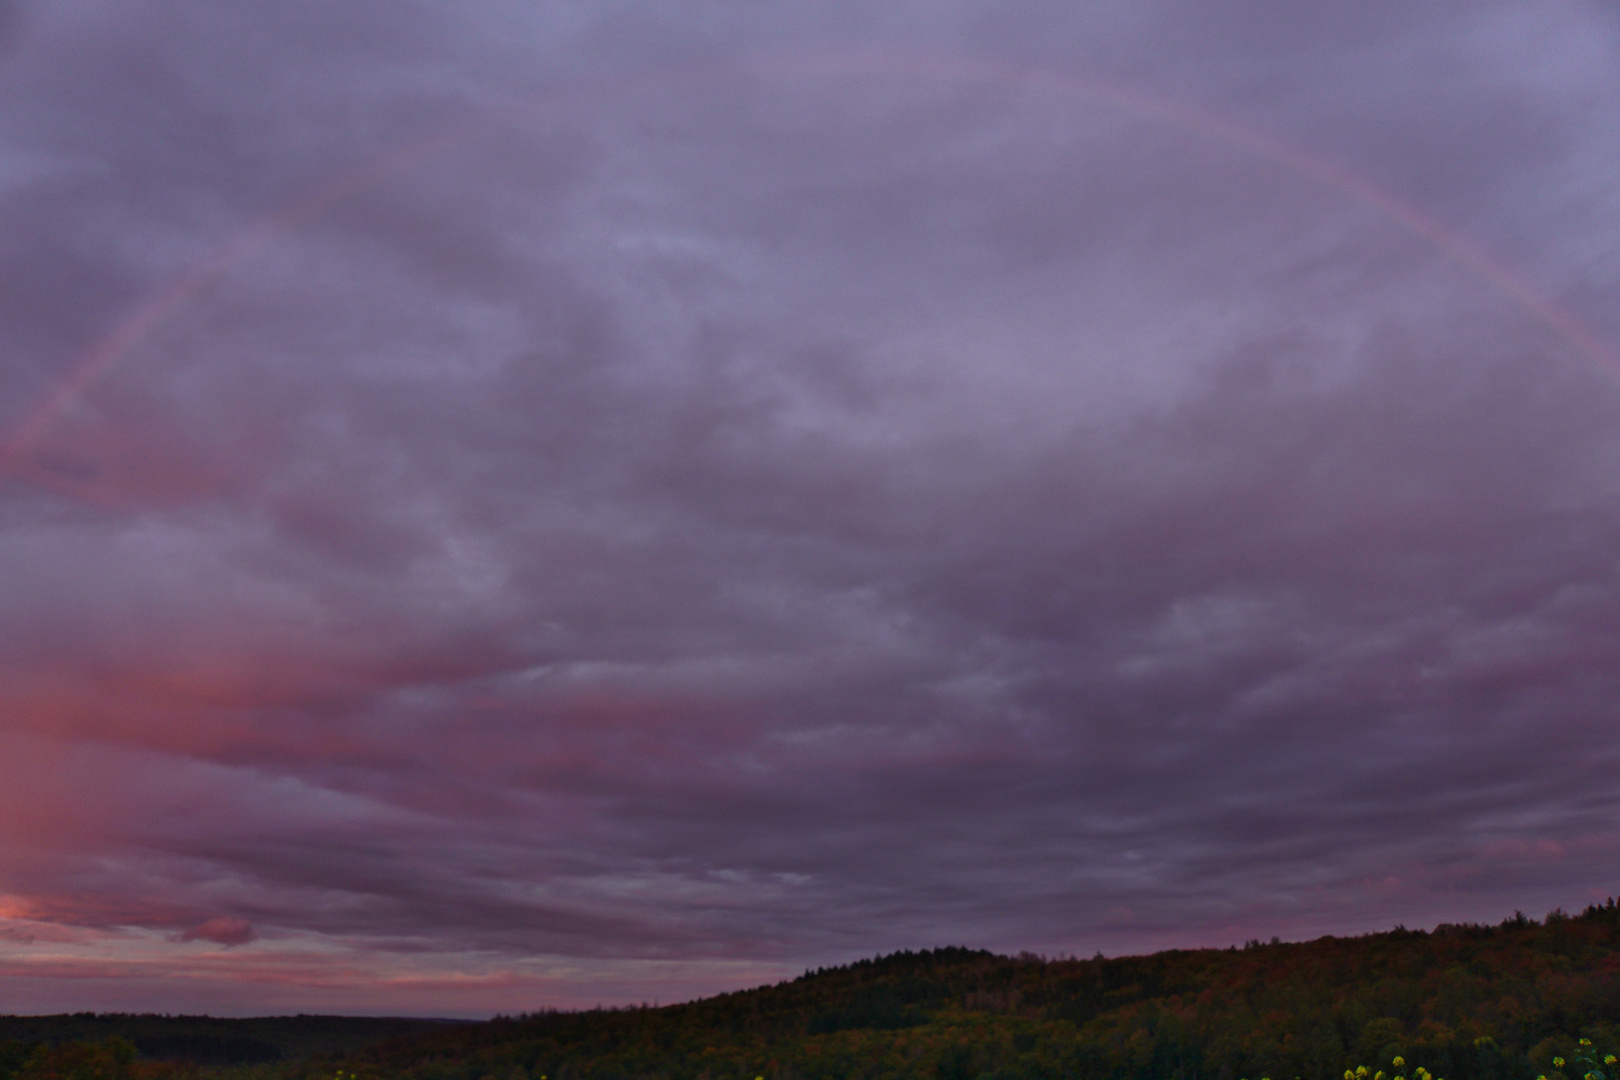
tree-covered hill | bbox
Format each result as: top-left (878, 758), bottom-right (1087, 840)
top-left (342, 903), bottom-right (1620, 1080)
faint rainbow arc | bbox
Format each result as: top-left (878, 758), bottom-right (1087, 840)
top-left (3, 49), bottom-right (1614, 484)
top-left (772, 49), bottom-right (1619, 379)
top-left (0, 119), bottom-right (483, 480)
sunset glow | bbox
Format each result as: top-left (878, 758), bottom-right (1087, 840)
top-left (2, 0), bottom-right (1619, 1017)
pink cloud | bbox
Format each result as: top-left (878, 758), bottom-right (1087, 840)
top-left (1, 893), bottom-right (201, 930)
top-left (178, 917), bottom-right (256, 947)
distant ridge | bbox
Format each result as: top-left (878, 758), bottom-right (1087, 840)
top-left (0, 1014), bottom-right (462, 1066)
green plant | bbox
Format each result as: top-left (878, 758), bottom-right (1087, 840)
top-left (1538, 1038), bottom-right (1619, 1080)
top-left (1344, 1051), bottom-right (1444, 1080)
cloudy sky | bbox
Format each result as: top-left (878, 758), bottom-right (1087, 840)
top-left (2, 0), bottom-right (1619, 1017)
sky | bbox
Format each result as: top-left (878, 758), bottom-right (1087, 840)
top-left (2, 0), bottom-right (1620, 1019)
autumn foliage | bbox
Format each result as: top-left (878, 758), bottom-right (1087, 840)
top-left (342, 903), bottom-right (1620, 1080)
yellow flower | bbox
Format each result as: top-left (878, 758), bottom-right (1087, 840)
top-left (1556, 1058), bottom-right (1566, 1068)
top-left (1582, 1041), bottom-right (1594, 1047)
top-left (1394, 1058), bottom-right (1406, 1069)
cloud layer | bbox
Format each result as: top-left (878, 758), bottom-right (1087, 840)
top-left (2, 0), bottom-right (1620, 1016)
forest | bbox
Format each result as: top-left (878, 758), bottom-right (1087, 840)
top-left (11, 902), bottom-right (1620, 1080)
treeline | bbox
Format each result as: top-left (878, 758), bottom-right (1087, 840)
top-left (0, 1014), bottom-right (453, 1079)
top-left (342, 902), bottom-right (1620, 1080)
top-left (14, 903), bottom-right (1620, 1080)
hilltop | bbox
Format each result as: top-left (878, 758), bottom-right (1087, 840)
top-left (340, 902), bottom-right (1620, 1080)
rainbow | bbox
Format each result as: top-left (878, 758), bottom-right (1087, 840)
top-left (4, 49), bottom-right (1611, 486)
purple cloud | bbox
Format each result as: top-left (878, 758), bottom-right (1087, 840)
top-left (0, 0), bottom-right (1618, 1016)
top-left (178, 918), bottom-right (256, 948)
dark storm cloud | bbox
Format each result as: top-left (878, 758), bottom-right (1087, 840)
top-left (1, 0), bottom-right (1619, 1013)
